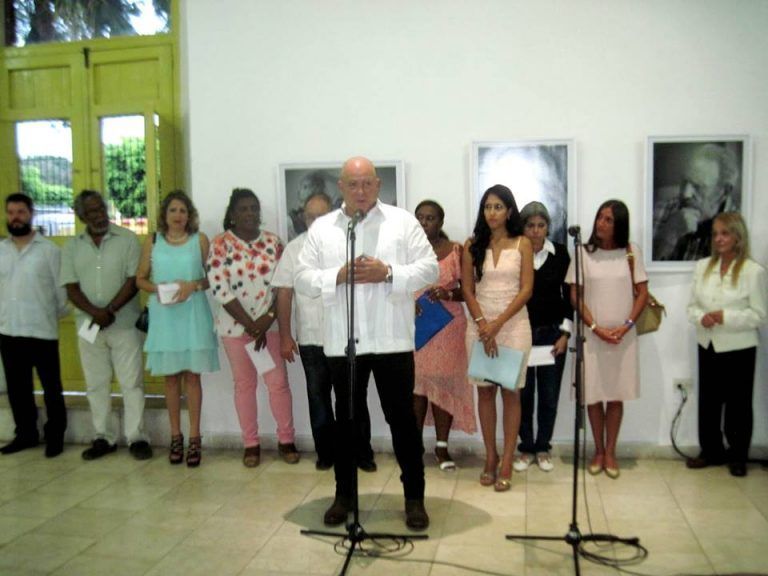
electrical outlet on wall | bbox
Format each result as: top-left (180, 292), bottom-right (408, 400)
top-left (674, 378), bottom-right (692, 393)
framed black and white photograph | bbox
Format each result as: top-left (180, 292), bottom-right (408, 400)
top-left (472, 140), bottom-right (576, 245)
top-left (645, 135), bottom-right (751, 271)
top-left (277, 161), bottom-right (405, 242)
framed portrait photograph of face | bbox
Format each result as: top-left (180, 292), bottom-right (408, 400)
top-left (472, 140), bottom-right (576, 246)
top-left (645, 135), bottom-right (751, 271)
top-left (277, 160), bottom-right (405, 242)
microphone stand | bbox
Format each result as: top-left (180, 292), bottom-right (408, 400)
top-left (504, 229), bottom-right (640, 575)
top-left (301, 214), bottom-right (427, 576)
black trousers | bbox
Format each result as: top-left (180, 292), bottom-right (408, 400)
top-left (328, 352), bottom-right (425, 500)
top-left (0, 334), bottom-right (67, 443)
top-left (697, 344), bottom-right (756, 464)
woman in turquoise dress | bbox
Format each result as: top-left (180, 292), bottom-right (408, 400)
top-left (136, 191), bottom-right (219, 467)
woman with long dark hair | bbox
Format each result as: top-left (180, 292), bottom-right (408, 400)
top-left (413, 200), bottom-right (476, 470)
top-left (566, 199), bottom-right (648, 479)
top-left (686, 212), bottom-right (767, 477)
top-left (462, 185), bottom-right (533, 491)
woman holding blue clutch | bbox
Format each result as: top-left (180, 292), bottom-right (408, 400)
top-left (413, 201), bottom-right (476, 471)
top-left (463, 185), bottom-right (533, 491)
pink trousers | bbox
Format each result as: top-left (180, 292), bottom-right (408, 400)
top-left (221, 332), bottom-right (295, 447)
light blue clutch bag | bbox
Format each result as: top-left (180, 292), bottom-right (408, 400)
top-left (468, 341), bottom-right (524, 390)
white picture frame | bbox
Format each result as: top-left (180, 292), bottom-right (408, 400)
top-left (471, 140), bottom-right (577, 245)
top-left (277, 160), bottom-right (405, 242)
top-left (644, 135), bottom-right (751, 271)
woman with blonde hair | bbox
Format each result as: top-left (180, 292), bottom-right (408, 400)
top-left (686, 212), bottom-right (767, 477)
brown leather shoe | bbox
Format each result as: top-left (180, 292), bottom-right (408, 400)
top-left (686, 455), bottom-right (725, 469)
top-left (323, 496), bottom-right (352, 526)
top-left (404, 499), bottom-right (429, 531)
top-left (278, 442), bottom-right (300, 464)
top-left (243, 445), bottom-right (260, 468)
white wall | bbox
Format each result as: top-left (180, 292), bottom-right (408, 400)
top-left (182, 0), bottom-right (768, 452)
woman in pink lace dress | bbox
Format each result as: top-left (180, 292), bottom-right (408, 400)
top-left (413, 201), bottom-right (476, 471)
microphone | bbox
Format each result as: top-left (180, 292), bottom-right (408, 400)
top-left (348, 209), bottom-right (366, 229)
top-left (568, 225), bottom-right (581, 237)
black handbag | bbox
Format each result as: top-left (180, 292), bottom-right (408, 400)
top-left (135, 232), bottom-right (156, 333)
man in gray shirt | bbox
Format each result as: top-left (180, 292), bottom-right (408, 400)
top-left (61, 190), bottom-right (151, 461)
top-left (0, 194), bottom-right (69, 457)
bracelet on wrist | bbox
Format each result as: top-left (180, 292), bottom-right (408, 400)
top-left (474, 316), bottom-right (485, 323)
top-left (624, 318), bottom-right (635, 328)
top-left (589, 322), bottom-right (597, 332)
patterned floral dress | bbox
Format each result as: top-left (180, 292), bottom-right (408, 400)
top-left (414, 246), bottom-right (477, 433)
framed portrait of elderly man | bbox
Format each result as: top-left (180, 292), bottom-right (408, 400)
top-left (645, 136), bottom-right (751, 271)
top-left (277, 161), bottom-right (405, 242)
top-left (472, 140), bottom-right (576, 245)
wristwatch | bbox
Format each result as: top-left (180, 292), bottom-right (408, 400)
top-left (384, 265), bottom-right (393, 284)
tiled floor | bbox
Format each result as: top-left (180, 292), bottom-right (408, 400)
top-left (0, 446), bottom-right (766, 575)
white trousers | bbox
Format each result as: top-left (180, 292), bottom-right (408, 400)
top-left (77, 326), bottom-right (147, 444)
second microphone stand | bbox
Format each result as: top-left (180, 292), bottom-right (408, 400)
top-left (301, 216), bottom-right (427, 576)
top-left (504, 229), bottom-right (640, 576)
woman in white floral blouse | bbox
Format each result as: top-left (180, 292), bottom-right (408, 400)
top-left (207, 188), bottom-right (299, 467)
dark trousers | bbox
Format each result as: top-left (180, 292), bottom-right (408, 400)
top-left (299, 344), bottom-right (373, 464)
top-left (0, 334), bottom-right (67, 443)
top-left (519, 325), bottom-right (566, 454)
top-left (328, 352), bottom-right (425, 500)
top-left (697, 344), bottom-right (756, 464)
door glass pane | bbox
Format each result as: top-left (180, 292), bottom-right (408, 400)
top-left (101, 115), bottom-right (149, 235)
top-left (5, 0), bottom-right (171, 48)
top-left (16, 120), bottom-right (75, 237)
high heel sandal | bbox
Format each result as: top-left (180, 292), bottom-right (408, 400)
top-left (435, 441), bottom-right (456, 471)
top-left (480, 455), bottom-right (498, 486)
top-left (186, 436), bottom-right (202, 468)
top-left (494, 462), bottom-right (513, 492)
top-left (169, 434), bottom-right (184, 465)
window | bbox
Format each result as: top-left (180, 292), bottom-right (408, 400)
top-left (5, 0), bottom-right (170, 47)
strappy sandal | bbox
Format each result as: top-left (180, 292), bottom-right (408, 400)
top-left (479, 456), bottom-right (498, 486)
top-left (435, 441), bottom-right (456, 471)
top-left (169, 434), bottom-right (184, 465)
top-left (186, 436), bottom-right (202, 468)
top-left (494, 476), bottom-right (512, 492)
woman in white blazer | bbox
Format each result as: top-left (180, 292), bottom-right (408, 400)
top-left (686, 212), bottom-right (767, 477)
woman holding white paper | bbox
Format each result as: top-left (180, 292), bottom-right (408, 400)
top-left (514, 202), bottom-right (572, 473)
top-left (463, 185), bottom-right (533, 491)
top-left (207, 189), bottom-right (299, 468)
top-left (136, 191), bottom-right (219, 467)
top-left (565, 199), bottom-right (648, 479)
top-left (413, 200), bottom-right (476, 471)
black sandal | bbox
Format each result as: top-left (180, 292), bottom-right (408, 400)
top-left (169, 434), bottom-right (184, 465)
top-left (187, 436), bottom-right (202, 468)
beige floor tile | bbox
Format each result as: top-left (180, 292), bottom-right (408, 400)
top-left (0, 515), bottom-right (46, 545)
top-left (683, 506), bottom-right (768, 541)
top-left (86, 523), bottom-right (193, 561)
top-left (50, 554), bottom-right (155, 576)
top-left (76, 477), bottom-right (174, 512)
top-left (699, 535), bottom-right (768, 574)
top-left (184, 515), bottom-right (283, 551)
top-left (0, 490), bottom-right (88, 519)
top-left (144, 542), bottom-right (255, 576)
top-left (35, 469), bottom-right (122, 498)
top-left (241, 534), bottom-right (344, 574)
top-left (0, 532), bottom-right (94, 573)
top-left (430, 542), bottom-right (525, 575)
top-left (36, 506), bottom-right (134, 538)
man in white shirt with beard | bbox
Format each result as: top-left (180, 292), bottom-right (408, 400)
top-left (296, 156), bottom-right (438, 531)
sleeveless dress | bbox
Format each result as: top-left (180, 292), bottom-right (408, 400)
top-left (414, 246), bottom-right (477, 433)
top-left (144, 233), bottom-right (220, 376)
top-left (466, 242), bottom-right (532, 389)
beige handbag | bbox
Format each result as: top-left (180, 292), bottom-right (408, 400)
top-left (627, 245), bottom-right (665, 335)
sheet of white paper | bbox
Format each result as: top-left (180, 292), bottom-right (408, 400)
top-left (527, 345), bottom-right (556, 367)
top-left (78, 319), bottom-right (100, 344)
top-left (157, 282), bottom-right (181, 304)
top-left (248, 346), bottom-right (276, 375)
